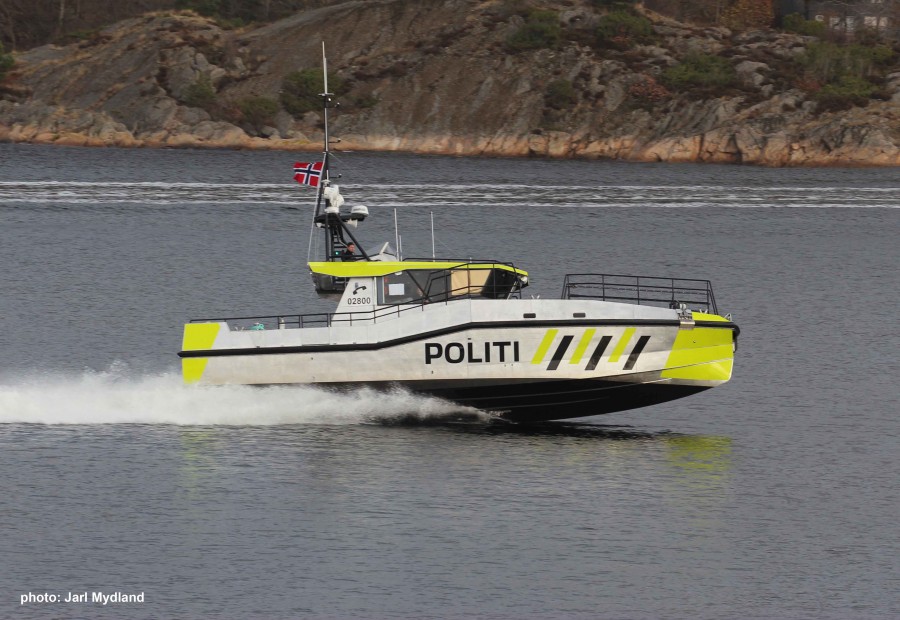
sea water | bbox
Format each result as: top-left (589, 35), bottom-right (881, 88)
top-left (0, 143), bottom-right (898, 619)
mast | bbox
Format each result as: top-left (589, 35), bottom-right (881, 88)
top-left (311, 43), bottom-right (369, 264)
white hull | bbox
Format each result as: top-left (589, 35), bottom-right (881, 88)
top-left (181, 299), bottom-right (737, 421)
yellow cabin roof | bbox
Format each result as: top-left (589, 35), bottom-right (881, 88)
top-left (308, 260), bottom-right (528, 279)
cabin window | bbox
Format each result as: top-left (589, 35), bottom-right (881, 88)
top-left (450, 269), bottom-right (490, 297)
top-left (483, 269), bottom-right (519, 299)
top-left (376, 268), bottom-right (521, 305)
top-left (378, 269), bottom-right (450, 305)
top-left (378, 271), bottom-right (425, 305)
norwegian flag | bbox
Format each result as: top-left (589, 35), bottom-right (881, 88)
top-left (293, 161), bottom-right (324, 187)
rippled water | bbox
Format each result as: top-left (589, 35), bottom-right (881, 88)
top-left (1, 143), bottom-right (898, 619)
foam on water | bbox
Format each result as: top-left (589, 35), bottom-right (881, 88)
top-left (0, 363), bottom-right (480, 426)
top-left (0, 181), bottom-right (896, 207)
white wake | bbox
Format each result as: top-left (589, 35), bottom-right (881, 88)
top-left (0, 365), bottom-right (481, 426)
top-left (1, 181), bottom-right (896, 208)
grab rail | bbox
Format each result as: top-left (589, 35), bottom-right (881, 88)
top-left (561, 273), bottom-right (718, 314)
top-left (190, 272), bottom-right (719, 331)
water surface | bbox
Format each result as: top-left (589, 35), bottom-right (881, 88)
top-left (1, 144), bottom-right (898, 619)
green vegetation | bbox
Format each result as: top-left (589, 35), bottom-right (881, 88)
top-left (662, 52), bottom-right (736, 90)
top-left (0, 43), bottom-right (13, 80)
top-left (63, 29), bottom-right (102, 43)
top-left (721, 0), bottom-right (774, 31)
top-left (351, 93), bottom-right (379, 110)
top-left (628, 74), bottom-right (671, 105)
top-left (798, 41), bottom-right (894, 84)
top-left (175, 0), bottom-right (221, 17)
top-left (595, 9), bottom-right (655, 49)
top-left (490, 0), bottom-right (529, 20)
top-left (174, 0), bottom-right (247, 21)
top-left (175, 0), bottom-right (249, 28)
top-left (796, 41), bottom-right (895, 111)
top-left (506, 10), bottom-right (561, 52)
top-left (781, 13), bottom-right (826, 37)
top-left (818, 75), bottom-right (877, 99)
top-left (280, 69), bottom-right (345, 117)
top-left (814, 75), bottom-right (879, 112)
top-left (591, 0), bottom-right (636, 7)
top-left (182, 76), bottom-right (217, 110)
top-left (853, 26), bottom-right (890, 48)
top-left (545, 79), bottom-right (577, 109)
top-left (238, 96), bottom-right (279, 131)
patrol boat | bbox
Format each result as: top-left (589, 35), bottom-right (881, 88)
top-left (178, 55), bottom-right (740, 423)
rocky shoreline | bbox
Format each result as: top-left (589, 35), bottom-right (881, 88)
top-left (1, 2), bottom-right (898, 166)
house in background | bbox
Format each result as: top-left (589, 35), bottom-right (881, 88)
top-left (776, 0), bottom-right (898, 37)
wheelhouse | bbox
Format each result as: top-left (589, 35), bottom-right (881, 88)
top-left (309, 260), bottom-right (529, 305)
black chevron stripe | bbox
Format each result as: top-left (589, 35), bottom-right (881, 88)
top-left (547, 335), bottom-right (574, 370)
top-left (624, 335), bottom-right (651, 370)
top-left (585, 335), bottom-right (613, 371)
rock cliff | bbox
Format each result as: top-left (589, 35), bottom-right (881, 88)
top-left (1, 0), bottom-right (898, 165)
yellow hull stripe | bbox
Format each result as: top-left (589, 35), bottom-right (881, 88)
top-left (531, 329), bottom-right (559, 365)
top-left (692, 312), bottom-right (730, 322)
top-left (608, 327), bottom-right (635, 363)
top-left (662, 327), bottom-right (734, 382)
top-left (182, 358), bottom-right (210, 384)
top-left (569, 328), bottom-right (596, 365)
top-left (181, 323), bottom-right (221, 384)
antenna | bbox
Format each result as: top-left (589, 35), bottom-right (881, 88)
top-left (431, 212), bottom-right (435, 259)
top-left (394, 208), bottom-right (401, 260)
top-left (322, 41), bottom-right (328, 94)
top-left (313, 42), bottom-right (331, 220)
top-left (321, 41), bottom-right (330, 177)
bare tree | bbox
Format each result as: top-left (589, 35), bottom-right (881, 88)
top-left (644, 0), bottom-right (731, 25)
top-left (0, 0), bottom-right (21, 49)
top-left (0, 0), bottom-right (332, 50)
top-left (0, 0), bottom-right (181, 49)
top-left (57, 0), bottom-right (65, 35)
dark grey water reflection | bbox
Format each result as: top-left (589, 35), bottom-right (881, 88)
top-left (0, 144), bottom-right (898, 619)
